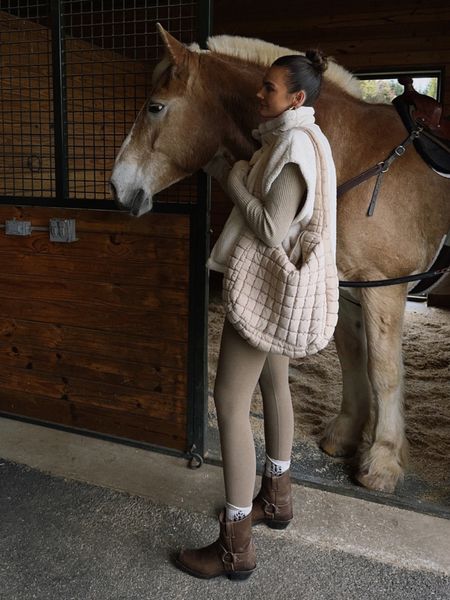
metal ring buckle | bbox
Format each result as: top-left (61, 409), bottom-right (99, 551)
top-left (395, 145), bottom-right (406, 156)
top-left (378, 161), bottom-right (389, 174)
top-left (222, 551), bottom-right (235, 565)
top-left (264, 502), bottom-right (277, 515)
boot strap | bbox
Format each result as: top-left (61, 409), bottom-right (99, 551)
top-left (262, 497), bottom-right (291, 518)
top-left (262, 499), bottom-right (277, 519)
top-left (219, 544), bottom-right (252, 573)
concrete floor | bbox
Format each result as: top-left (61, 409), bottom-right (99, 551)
top-left (1, 417), bottom-right (450, 599)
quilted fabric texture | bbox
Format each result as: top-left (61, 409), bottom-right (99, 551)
top-left (224, 229), bottom-right (339, 357)
top-left (223, 127), bottom-right (339, 358)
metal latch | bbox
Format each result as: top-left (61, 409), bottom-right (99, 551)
top-left (5, 219), bottom-right (32, 236)
top-left (49, 219), bottom-right (77, 243)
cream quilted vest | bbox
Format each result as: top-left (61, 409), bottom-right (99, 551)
top-left (221, 108), bottom-right (339, 357)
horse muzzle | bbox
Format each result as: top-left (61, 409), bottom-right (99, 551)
top-left (109, 181), bottom-right (153, 217)
top-left (128, 188), bottom-right (152, 217)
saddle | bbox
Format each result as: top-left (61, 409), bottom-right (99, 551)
top-left (392, 76), bottom-right (450, 174)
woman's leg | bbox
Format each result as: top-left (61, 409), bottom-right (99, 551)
top-left (259, 354), bottom-right (293, 461)
top-left (214, 318), bottom-right (268, 508)
top-left (252, 354), bottom-right (294, 529)
top-left (176, 318), bottom-right (262, 580)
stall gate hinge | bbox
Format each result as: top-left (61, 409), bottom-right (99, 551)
top-left (5, 219), bottom-right (32, 236)
top-left (49, 219), bottom-right (77, 243)
top-left (2, 218), bottom-right (77, 243)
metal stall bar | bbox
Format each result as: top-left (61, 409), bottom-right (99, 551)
top-left (0, 0), bottom-right (204, 212)
top-left (0, 0), bottom-right (56, 204)
top-left (186, 0), bottom-right (212, 463)
top-left (50, 0), bottom-right (69, 203)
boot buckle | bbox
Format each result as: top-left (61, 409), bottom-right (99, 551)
top-left (263, 502), bottom-right (277, 518)
top-left (221, 549), bottom-right (236, 571)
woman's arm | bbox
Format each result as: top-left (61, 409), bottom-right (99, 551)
top-left (228, 162), bottom-right (306, 246)
top-left (202, 154), bottom-right (232, 192)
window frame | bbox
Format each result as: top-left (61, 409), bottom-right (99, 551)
top-left (355, 68), bottom-right (443, 103)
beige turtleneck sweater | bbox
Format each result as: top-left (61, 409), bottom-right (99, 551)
top-left (227, 162), bottom-right (306, 247)
top-left (207, 106), bottom-right (336, 273)
top-left (208, 156), bottom-right (306, 247)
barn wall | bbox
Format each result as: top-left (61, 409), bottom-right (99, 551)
top-left (213, 0), bottom-right (449, 111)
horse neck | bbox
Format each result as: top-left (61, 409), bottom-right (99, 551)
top-left (204, 55), bottom-right (401, 179)
top-left (203, 54), bottom-right (264, 159)
top-left (314, 81), bottom-right (404, 182)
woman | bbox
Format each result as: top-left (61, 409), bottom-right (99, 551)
top-left (176, 49), bottom-right (335, 580)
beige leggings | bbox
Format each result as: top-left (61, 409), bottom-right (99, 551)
top-left (214, 318), bottom-right (294, 508)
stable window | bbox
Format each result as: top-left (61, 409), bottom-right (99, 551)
top-left (357, 70), bottom-right (442, 104)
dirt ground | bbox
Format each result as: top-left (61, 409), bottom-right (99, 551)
top-left (208, 294), bottom-right (450, 486)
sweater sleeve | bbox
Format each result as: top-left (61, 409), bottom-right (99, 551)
top-left (203, 154), bottom-right (232, 192)
top-left (227, 162), bottom-right (306, 247)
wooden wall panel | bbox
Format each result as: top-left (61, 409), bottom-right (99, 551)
top-left (213, 1), bottom-right (450, 111)
top-left (0, 206), bottom-right (190, 451)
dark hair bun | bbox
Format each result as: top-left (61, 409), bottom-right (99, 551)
top-left (305, 49), bottom-right (328, 74)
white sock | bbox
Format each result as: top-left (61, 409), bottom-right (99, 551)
top-left (225, 502), bottom-right (252, 522)
top-left (265, 455), bottom-right (291, 477)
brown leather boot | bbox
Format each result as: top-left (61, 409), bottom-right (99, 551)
top-left (252, 470), bottom-right (293, 529)
top-left (175, 511), bottom-right (256, 580)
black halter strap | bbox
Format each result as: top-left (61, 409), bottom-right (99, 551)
top-left (337, 128), bottom-right (423, 216)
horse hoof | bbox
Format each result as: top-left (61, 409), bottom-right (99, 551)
top-left (319, 437), bottom-right (357, 458)
top-left (356, 440), bottom-right (407, 493)
top-left (356, 468), bottom-right (401, 493)
top-left (319, 415), bottom-right (361, 458)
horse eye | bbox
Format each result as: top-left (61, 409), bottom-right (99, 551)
top-left (148, 103), bottom-right (165, 114)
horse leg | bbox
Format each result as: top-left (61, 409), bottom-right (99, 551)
top-left (320, 293), bottom-right (371, 457)
top-left (356, 285), bottom-right (409, 493)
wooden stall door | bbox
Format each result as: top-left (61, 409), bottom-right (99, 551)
top-left (0, 206), bottom-right (190, 451)
top-left (0, 4), bottom-right (207, 453)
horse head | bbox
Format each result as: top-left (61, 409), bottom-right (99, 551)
top-left (110, 25), bottom-right (224, 216)
top-left (111, 26), bottom-right (364, 217)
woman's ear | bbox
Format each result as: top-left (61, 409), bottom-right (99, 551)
top-left (292, 90), bottom-right (306, 108)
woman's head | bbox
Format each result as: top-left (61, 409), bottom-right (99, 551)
top-left (256, 49), bottom-right (328, 119)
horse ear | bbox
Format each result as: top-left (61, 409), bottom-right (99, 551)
top-left (156, 23), bottom-right (188, 66)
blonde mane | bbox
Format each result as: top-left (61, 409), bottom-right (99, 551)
top-left (206, 34), bottom-right (362, 99)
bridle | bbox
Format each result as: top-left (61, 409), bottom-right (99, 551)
top-left (337, 127), bottom-right (450, 288)
top-left (337, 128), bottom-right (422, 215)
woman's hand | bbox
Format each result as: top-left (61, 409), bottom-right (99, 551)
top-left (202, 154), bottom-right (232, 183)
top-left (229, 160), bottom-right (250, 188)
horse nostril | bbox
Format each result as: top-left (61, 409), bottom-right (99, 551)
top-left (130, 189), bottom-right (145, 216)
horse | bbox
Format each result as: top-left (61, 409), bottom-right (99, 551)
top-left (110, 25), bottom-right (450, 493)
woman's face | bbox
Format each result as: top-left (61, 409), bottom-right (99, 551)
top-left (256, 66), bottom-right (305, 119)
